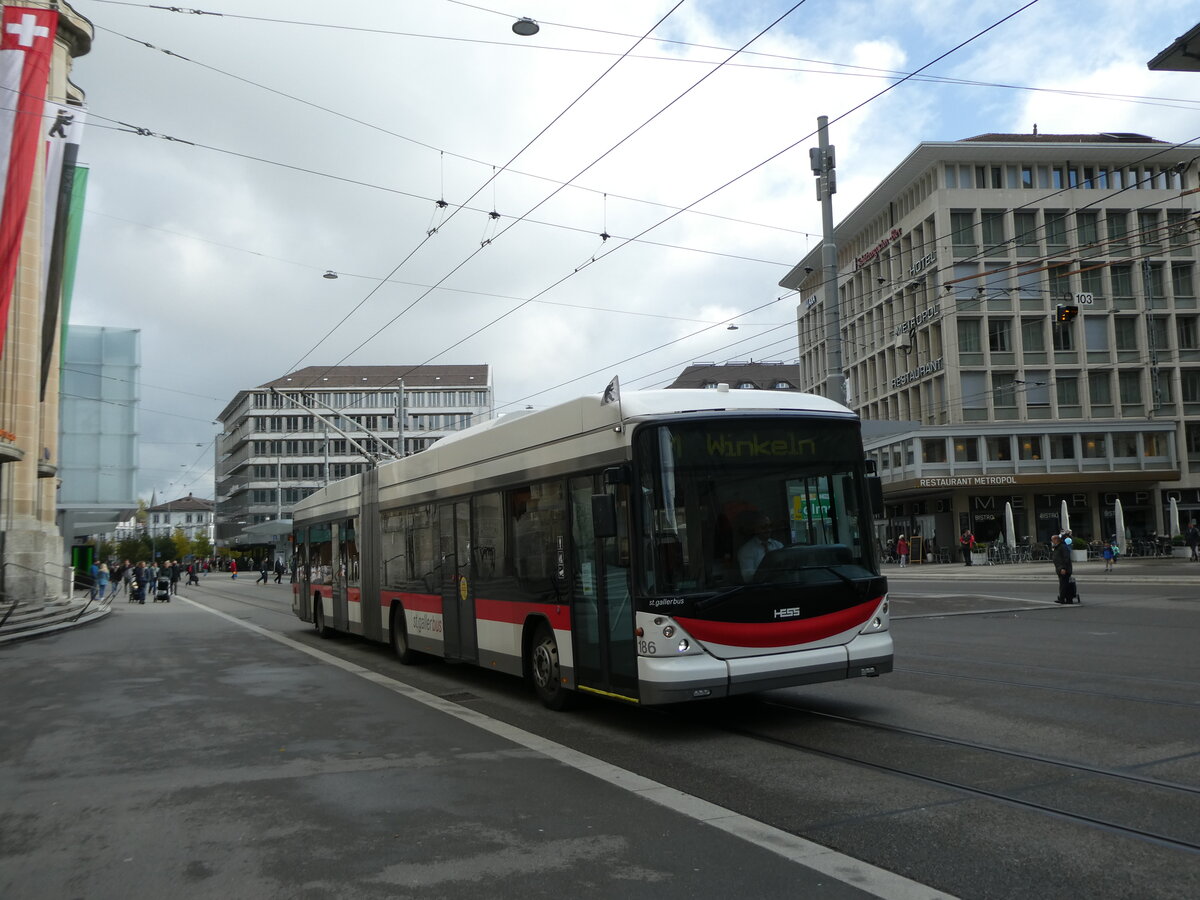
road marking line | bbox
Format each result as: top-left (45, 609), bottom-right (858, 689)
top-left (185, 598), bottom-right (957, 900)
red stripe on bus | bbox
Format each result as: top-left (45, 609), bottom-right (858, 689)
top-left (675, 598), bottom-right (880, 648)
top-left (475, 596), bottom-right (571, 630)
top-left (382, 591), bottom-right (443, 614)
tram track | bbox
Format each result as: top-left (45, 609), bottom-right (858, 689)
top-left (892, 666), bottom-right (1200, 709)
top-left (179, 582), bottom-right (296, 620)
top-left (713, 697), bottom-right (1200, 855)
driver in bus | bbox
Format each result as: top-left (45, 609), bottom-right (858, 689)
top-left (738, 512), bottom-right (784, 582)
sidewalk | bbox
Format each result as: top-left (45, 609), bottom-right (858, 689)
top-left (882, 554), bottom-right (1200, 583)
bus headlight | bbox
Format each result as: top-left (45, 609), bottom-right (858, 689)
top-left (677, 639), bottom-right (690, 653)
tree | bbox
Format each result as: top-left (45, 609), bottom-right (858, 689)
top-left (191, 533), bottom-right (212, 559)
top-left (118, 535), bottom-right (152, 563)
top-left (172, 527), bottom-right (190, 561)
top-left (152, 534), bottom-right (175, 563)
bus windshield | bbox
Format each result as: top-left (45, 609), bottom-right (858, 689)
top-left (634, 417), bottom-right (878, 596)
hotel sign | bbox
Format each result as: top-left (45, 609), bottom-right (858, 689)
top-left (909, 251), bottom-right (936, 277)
top-left (891, 356), bottom-right (943, 389)
top-left (893, 304), bottom-right (941, 337)
top-left (855, 227), bottom-right (901, 270)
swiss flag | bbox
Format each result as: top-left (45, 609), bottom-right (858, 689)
top-left (0, 6), bottom-right (57, 353)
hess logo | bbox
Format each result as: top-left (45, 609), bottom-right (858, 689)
top-left (773, 607), bottom-right (801, 618)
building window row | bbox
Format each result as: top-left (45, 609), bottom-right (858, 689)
top-left (252, 388), bottom-right (490, 410)
top-left (944, 162), bottom-right (1186, 193)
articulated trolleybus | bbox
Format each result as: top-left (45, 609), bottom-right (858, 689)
top-left (291, 386), bottom-right (891, 708)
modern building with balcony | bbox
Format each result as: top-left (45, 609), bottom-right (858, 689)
top-left (214, 365), bottom-right (491, 548)
top-left (781, 133), bottom-right (1200, 550)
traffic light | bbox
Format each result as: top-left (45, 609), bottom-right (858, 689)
top-left (1055, 304), bottom-right (1079, 323)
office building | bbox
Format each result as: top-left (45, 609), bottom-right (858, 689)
top-left (215, 365), bottom-right (491, 547)
top-left (781, 133), bottom-right (1200, 550)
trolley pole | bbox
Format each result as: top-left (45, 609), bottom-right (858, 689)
top-left (812, 116), bottom-right (845, 404)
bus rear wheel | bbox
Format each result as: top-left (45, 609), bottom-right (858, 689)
top-left (314, 598), bottom-right (331, 638)
top-left (390, 603), bottom-right (415, 664)
top-left (530, 622), bottom-right (574, 710)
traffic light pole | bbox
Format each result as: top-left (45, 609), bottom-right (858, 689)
top-left (813, 115), bottom-right (845, 405)
top-left (1143, 259), bottom-right (1162, 413)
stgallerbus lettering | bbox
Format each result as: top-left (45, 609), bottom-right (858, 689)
top-left (290, 388), bottom-right (892, 709)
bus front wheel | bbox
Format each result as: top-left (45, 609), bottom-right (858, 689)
top-left (530, 622), bottom-right (574, 710)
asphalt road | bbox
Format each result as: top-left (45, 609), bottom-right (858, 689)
top-left (3, 569), bottom-right (1197, 899)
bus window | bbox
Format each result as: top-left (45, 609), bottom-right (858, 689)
top-left (635, 419), bottom-right (879, 593)
top-left (381, 510), bottom-right (405, 588)
top-left (405, 504), bottom-right (437, 593)
top-left (309, 523), bottom-right (332, 585)
top-left (473, 492), bottom-right (507, 585)
top-left (343, 517), bottom-right (359, 586)
top-left (508, 481), bottom-right (567, 600)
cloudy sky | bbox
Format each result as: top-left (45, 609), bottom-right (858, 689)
top-left (64, 0), bottom-right (1200, 501)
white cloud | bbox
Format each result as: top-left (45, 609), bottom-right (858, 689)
top-left (64, 0), bottom-right (1200, 498)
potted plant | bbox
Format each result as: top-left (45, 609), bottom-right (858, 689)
top-left (1171, 535), bottom-right (1191, 558)
top-left (970, 541), bottom-right (989, 565)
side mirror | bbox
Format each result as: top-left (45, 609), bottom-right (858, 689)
top-left (867, 476), bottom-right (885, 518)
top-left (592, 494), bottom-right (618, 538)
top-left (602, 465), bottom-right (631, 486)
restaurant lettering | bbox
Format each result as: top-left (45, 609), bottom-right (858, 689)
top-left (891, 356), bottom-right (944, 388)
top-left (919, 475), bottom-right (1018, 487)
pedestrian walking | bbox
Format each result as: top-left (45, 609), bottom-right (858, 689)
top-left (169, 560), bottom-right (181, 595)
top-left (256, 557), bottom-right (270, 584)
top-left (1102, 538), bottom-right (1115, 573)
top-left (230, 559), bottom-right (238, 580)
top-left (959, 529), bottom-right (975, 566)
top-left (95, 563), bottom-right (110, 602)
top-left (121, 560), bottom-right (134, 597)
top-left (1187, 521), bottom-right (1200, 562)
top-left (273, 557), bottom-right (285, 584)
top-left (1050, 533), bottom-right (1075, 603)
top-left (897, 535), bottom-right (909, 567)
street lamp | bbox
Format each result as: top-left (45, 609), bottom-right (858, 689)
top-left (512, 17), bottom-right (539, 36)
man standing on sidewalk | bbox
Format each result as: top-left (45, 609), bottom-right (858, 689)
top-left (1050, 533), bottom-right (1074, 603)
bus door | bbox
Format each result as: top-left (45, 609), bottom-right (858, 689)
top-left (292, 528), bottom-right (308, 619)
top-left (569, 474), bottom-right (638, 700)
top-left (438, 501), bottom-right (476, 661)
top-left (358, 470), bottom-right (383, 641)
top-left (330, 521), bottom-right (350, 631)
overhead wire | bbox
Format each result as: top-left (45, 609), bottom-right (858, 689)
top-left (413, 0), bottom-right (1045, 418)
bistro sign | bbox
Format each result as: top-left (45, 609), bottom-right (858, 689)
top-left (855, 227), bottom-right (901, 270)
top-left (891, 356), bottom-right (944, 388)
